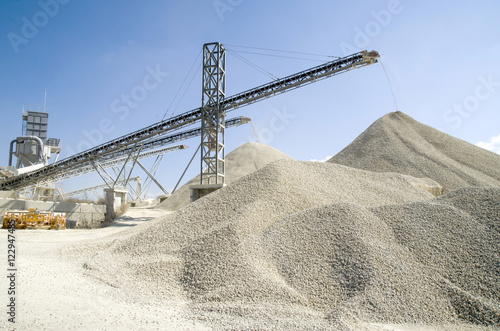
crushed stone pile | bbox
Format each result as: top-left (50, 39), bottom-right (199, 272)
top-left (78, 158), bottom-right (500, 329)
top-left (157, 142), bottom-right (294, 211)
top-left (74, 113), bottom-right (499, 330)
top-left (328, 111), bottom-right (500, 193)
top-left (371, 187), bottom-right (500, 326)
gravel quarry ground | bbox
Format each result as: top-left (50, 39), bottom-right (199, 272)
top-left (1, 112), bottom-right (499, 330)
top-left (0, 208), bottom-right (211, 330)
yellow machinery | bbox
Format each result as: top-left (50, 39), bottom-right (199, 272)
top-left (2, 208), bottom-right (66, 230)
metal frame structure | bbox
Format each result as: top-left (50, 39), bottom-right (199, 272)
top-left (1, 48), bottom-right (379, 192)
top-left (2, 116), bottom-right (249, 191)
top-left (200, 42), bottom-right (226, 185)
top-left (29, 144), bottom-right (187, 195)
top-left (65, 177), bottom-right (140, 200)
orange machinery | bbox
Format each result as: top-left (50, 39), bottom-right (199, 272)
top-left (2, 208), bottom-right (66, 230)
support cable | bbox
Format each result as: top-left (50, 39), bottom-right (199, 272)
top-left (170, 63), bottom-right (202, 118)
top-left (227, 49), bottom-right (278, 81)
top-left (162, 49), bottom-right (202, 121)
top-left (225, 44), bottom-right (340, 59)
top-left (227, 50), bottom-right (330, 63)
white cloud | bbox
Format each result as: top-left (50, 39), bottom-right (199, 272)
top-left (476, 133), bottom-right (500, 154)
top-left (310, 155), bottom-right (332, 163)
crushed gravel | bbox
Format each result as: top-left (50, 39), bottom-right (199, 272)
top-left (371, 187), bottom-right (500, 326)
top-left (328, 111), bottom-right (500, 193)
top-left (74, 113), bottom-right (499, 330)
top-left (157, 142), bottom-right (294, 211)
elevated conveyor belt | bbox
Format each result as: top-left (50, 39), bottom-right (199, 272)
top-left (1, 50), bottom-right (378, 190)
top-left (2, 116), bottom-right (250, 190)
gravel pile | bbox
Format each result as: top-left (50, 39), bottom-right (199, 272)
top-left (328, 111), bottom-right (500, 193)
top-left (261, 203), bottom-right (457, 324)
top-left (76, 113), bottom-right (499, 329)
top-left (157, 142), bottom-right (294, 211)
top-left (81, 159), bottom-right (461, 329)
top-left (371, 187), bottom-right (500, 325)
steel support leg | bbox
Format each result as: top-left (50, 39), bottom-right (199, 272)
top-left (200, 42), bottom-right (226, 185)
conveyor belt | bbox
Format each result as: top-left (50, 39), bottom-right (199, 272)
top-left (1, 50), bottom-right (378, 190)
top-left (3, 117), bottom-right (249, 190)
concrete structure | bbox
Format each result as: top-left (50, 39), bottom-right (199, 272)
top-left (0, 191), bottom-right (15, 199)
top-left (190, 184), bottom-right (224, 202)
top-left (0, 198), bottom-right (105, 228)
top-left (104, 188), bottom-right (128, 221)
top-left (157, 194), bottom-right (171, 203)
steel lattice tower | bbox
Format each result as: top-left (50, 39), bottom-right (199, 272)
top-left (200, 42), bottom-right (226, 185)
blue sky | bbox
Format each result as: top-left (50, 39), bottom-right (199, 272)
top-left (1, 0), bottom-right (499, 197)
